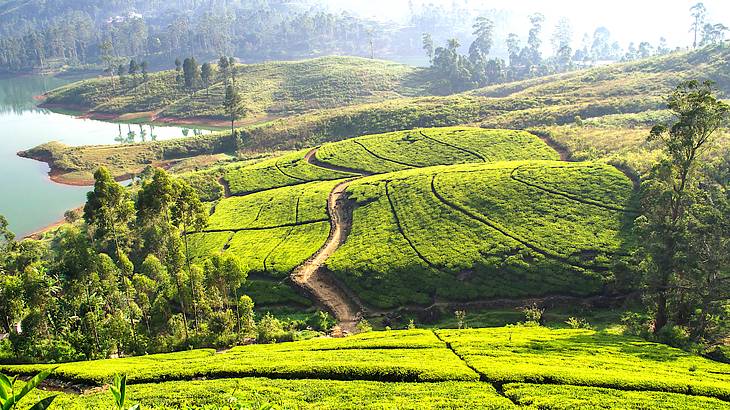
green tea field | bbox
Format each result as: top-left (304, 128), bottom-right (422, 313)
top-left (3, 328), bottom-right (728, 409)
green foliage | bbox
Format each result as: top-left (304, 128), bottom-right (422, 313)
top-left (44, 57), bottom-right (435, 120)
top-left (315, 127), bottom-right (558, 174)
top-left (223, 149), bottom-right (355, 195)
top-left (436, 327), bottom-right (730, 399)
top-left (504, 383), bottom-right (730, 409)
top-left (50, 378), bottom-right (513, 409)
top-left (0, 369), bottom-right (56, 410)
top-left (326, 161), bottom-right (634, 308)
top-left (0, 330), bottom-right (478, 384)
top-left (111, 374), bottom-right (140, 410)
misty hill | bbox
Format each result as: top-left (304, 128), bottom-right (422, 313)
top-left (28, 45), bottom-right (730, 184)
top-left (41, 56), bottom-right (437, 123)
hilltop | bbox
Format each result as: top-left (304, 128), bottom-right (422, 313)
top-left (28, 45), bottom-right (730, 184)
top-left (40, 56), bottom-right (437, 125)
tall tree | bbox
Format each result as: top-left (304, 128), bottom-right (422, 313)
top-left (422, 33), bottom-right (434, 63)
top-left (201, 62), bottom-right (214, 98)
top-left (468, 17), bottom-right (494, 63)
top-left (223, 84), bottom-right (245, 138)
top-left (171, 180), bottom-right (208, 331)
top-left (690, 2), bottom-right (707, 48)
top-left (636, 80), bottom-right (729, 334)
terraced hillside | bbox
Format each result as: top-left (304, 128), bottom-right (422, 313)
top-left (41, 56), bottom-right (436, 122)
top-left (2, 328), bottom-right (728, 408)
top-left (184, 127), bottom-right (635, 313)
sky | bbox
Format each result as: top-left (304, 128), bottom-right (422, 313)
top-left (324, 0), bottom-right (730, 49)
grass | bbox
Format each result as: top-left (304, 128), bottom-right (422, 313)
top-left (437, 327), bottom-right (730, 400)
top-left (326, 161), bottom-right (634, 308)
top-left (43, 56), bottom-right (437, 120)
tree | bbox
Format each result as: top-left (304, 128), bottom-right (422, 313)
top-left (182, 57), bottom-right (200, 89)
top-left (526, 13), bottom-right (545, 65)
top-left (422, 33), bottom-right (434, 63)
top-left (201, 62), bottom-right (214, 98)
top-left (690, 2), bottom-right (707, 48)
top-left (636, 80), bottom-right (729, 334)
top-left (218, 56), bottom-right (229, 83)
top-left (174, 58), bottom-right (183, 87)
top-left (657, 37), bottom-right (670, 55)
top-left (84, 167), bottom-right (134, 261)
top-left (223, 84), bottom-right (245, 138)
top-left (638, 41), bottom-right (654, 59)
top-left (171, 180), bottom-right (208, 331)
top-left (550, 18), bottom-right (573, 71)
top-left (468, 17), bottom-right (494, 63)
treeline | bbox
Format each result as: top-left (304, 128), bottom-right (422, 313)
top-left (0, 0), bottom-right (391, 72)
top-left (422, 4), bottom-right (729, 93)
top-left (0, 167), bottom-right (320, 364)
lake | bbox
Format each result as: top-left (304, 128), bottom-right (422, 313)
top-left (0, 75), bottom-right (209, 238)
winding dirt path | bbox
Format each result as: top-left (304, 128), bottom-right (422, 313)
top-left (291, 149), bottom-right (366, 332)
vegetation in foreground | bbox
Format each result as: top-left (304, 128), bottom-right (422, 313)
top-left (1, 326), bottom-right (728, 408)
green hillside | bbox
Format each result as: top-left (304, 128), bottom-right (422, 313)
top-left (2, 327), bottom-right (728, 408)
top-left (326, 161), bottom-right (634, 308)
top-left (42, 56), bottom-right (436, 121)
top-left (181, 127), bottom-right (636, 309)
top-left (30, 45), bottom-right (730, 185)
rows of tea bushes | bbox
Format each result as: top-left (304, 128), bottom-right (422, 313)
top-left (314, 127), bottom-right (559, 174)
top-left (0, 330), bottom-right (478, 385)
top-left (223, 149), bottom-right (355, 195)
top-left (437, 327), bottom-right (730, 400)
top-left (325, 161), bottom-right (632, 308)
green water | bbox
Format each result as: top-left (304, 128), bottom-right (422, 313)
top-left (0, 75), bottom-right (208, 237)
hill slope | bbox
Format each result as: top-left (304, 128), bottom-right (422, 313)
top-left (30, 45), bottom-right (730, 184)
top-left (41, 56), bottom-right (437, 123)
top-left (180, 127), bottom-right (635, 311)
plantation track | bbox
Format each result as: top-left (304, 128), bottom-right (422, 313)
top-left (291, 177), bottom-right (363, 332)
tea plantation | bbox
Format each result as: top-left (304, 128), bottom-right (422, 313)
top-left (182, 126), bottom-right (637, 310)
top-left (3, 328), bottom-right (728, 409)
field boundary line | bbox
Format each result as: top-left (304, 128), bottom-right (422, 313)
top-left (384, 180), bottom-right (441, 270)
top-left (430, 174), bottom-right (609, 273)
top-left (304, 147), bottom-right (374, 176)
top-left (193, 219), bottom-right (328, 234)
top-left (353, 140), bottom-right (420, 169)
top-left (510, 165), bottom-right (639, 213)
top-left (263, 195), bottom-right (302, 272)
top-left (417, 130), bottom-right (488, 162)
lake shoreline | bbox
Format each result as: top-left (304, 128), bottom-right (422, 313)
top-left (37, 100), bottom-right (231, 130)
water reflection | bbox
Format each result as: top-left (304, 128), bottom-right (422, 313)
top-left (0, 74), bottom-right (68, 114)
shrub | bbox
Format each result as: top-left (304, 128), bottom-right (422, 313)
top-left (522, 304), bottom-right (544, 325)
top-left (356, 319), bottom-right (373, 333)
top-left (565, 317), bottom-right (592, 329)
top-left (256, 313), bottom-right (285, 344)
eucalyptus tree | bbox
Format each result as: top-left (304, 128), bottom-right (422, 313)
top-left (636, 80), bottom-right (729, 334)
